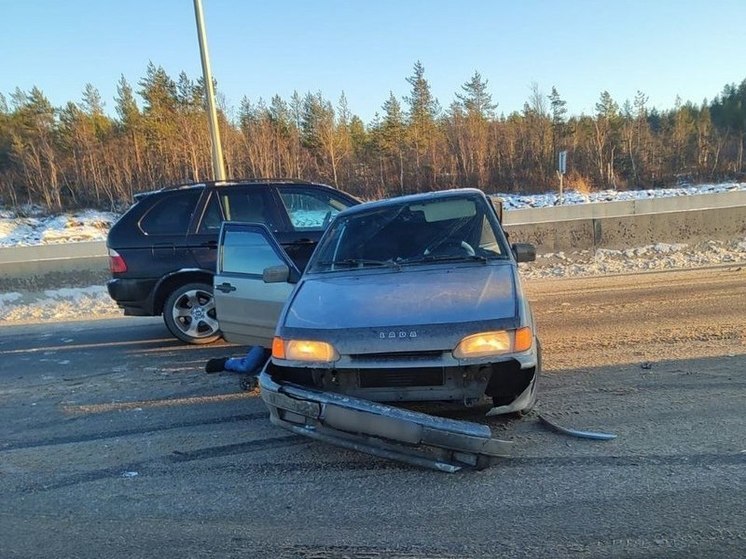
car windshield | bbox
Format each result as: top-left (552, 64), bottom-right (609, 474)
top-left (308, 194), bottom-right (509, 273)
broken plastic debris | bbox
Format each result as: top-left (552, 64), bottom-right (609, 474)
top-left (538, 413), bottom-right (617, 441)
top-left (122, 471), bottom-right (139, 478)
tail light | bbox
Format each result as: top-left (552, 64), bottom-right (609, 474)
top-left (108, 249), bottom-right (128, 273)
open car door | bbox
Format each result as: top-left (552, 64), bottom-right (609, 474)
top-left (214, 222), bottom-right (299, 347)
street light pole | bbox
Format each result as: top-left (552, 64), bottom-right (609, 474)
top-left (193, 0), bottom-right (226, 181)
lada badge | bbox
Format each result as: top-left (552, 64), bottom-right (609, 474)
top-left (379, 331), bottom-right (418, 339)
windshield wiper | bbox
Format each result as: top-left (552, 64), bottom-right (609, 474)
top-left (317, 258), bottom-right (401, 270)
top-left (401, 254), bottom-right (488, 265)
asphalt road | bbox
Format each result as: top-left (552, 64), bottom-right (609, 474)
top-left (1, 266), bottom-right (744, 558)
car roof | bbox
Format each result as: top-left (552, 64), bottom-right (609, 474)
top-left (335, 188), bottom-right (488, 217)
top-left (134, 178), bottom-right (343, 200)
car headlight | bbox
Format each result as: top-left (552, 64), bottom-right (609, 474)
top-left (272, 337), bottom-right (340, 363)
top-left (453, 327), bottom-right (533, 358)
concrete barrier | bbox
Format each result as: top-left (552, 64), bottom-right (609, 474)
top-left (0, 193), bottom-right (744, 279)
top-left (500, 190), bottom-right (746, 225)
top-left (505, 205), bottom-right (746, 254)
top-left (0, 241), bottom-right (108, 279)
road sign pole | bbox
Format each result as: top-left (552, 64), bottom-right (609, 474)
top-left (557, 150), bottom-right (567, 205)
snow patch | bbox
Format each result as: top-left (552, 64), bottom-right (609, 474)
top-left (0, 292), bottom-right (23, 304)
top-left (521, 237), bottom-right (746, 279)
top-left (0, 210), bottom-right (117, 247)
top-left (289, 209), bottom-right (330, 228)
top-left (0, 285), bottom-right (120, 323)
top-left (495, 181), bottom-right (745, 209)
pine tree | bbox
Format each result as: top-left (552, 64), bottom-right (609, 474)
top-left (594, 90), bottom-right (621, 187)
top-left (455, 71), bottom-right (496, 119)
top-left (404, 61), bottom-right (440, 188)
top-left (115, 75), bottom-right (145, 187)
top-left (9, 87), bottom-right (61, 209)
top-left (548, 87), bottom-right (568, 180)
top-left (379, 91), bottom-right (407, 192)
top-left (452, 72), bottom-right (497, 186)
top-left (139, 62), bottom-right (177, 115)
top-left (549, 87), bottom-right (567, 128)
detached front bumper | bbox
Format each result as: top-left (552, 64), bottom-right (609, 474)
top-left (258, 370), bottom-right (513, 472)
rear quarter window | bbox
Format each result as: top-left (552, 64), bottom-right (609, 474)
top-left (139, 190), bottom-right (200, 236)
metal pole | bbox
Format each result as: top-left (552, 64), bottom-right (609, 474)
top-left (557, 150), bottom-right (567, 205)
top-left (193, 0), bottom-right (226, 181)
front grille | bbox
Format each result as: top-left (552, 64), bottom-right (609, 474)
top-left (349, 350), bottom-right (444, 362)
top-left (359, 368), bottom-right (444, 388)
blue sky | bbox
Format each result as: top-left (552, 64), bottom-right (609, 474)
top-left (2, 0), bottom-right (745, 122)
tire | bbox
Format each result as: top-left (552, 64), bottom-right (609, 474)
top-left (163, 282), bottom-right (222, 344)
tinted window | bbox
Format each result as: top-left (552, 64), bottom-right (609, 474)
top-left (221, 230), bottom-right (284, 275)
top-left (220, 189), bottom-right (275, 228)
top-left (277, 187), bottom-right (354, 231)
top-left (197, 192), bottom-right (223, 233)
top-left (139, 190), bottom-right (200, 236)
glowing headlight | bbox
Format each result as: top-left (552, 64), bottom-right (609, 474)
top-left (453, 327), bottom-right (533, 358)
top-left (272, 337), bottom-right (339, 362)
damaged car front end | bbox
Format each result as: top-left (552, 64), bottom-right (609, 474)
top-left (215, 188), bottom-right (539, 470)
top-left (259, 372), bottom-right (512, 472)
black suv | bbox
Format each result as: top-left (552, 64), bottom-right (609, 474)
top-left (106, 179), bottom-right (359, 344)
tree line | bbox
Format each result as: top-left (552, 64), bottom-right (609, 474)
top-left (1, 61), bottom-right (745, 211)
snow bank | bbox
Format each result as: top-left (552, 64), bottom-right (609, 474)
top-left (0, 285), bottom-right (120, 323)
top-left (495, 181), bottom-right (745, 209)
top-left (0, 210), bottom-right (117, 247)
top-left (520, 237), bottom-right (746, 279)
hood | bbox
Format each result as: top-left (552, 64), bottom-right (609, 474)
top-left (284, 263), bottom-right (517, 330)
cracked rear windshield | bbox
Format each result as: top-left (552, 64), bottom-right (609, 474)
top-left (308, 196), bottom-right (509, 273)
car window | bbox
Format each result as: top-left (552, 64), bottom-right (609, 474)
top-left (197, 192), bottom-right (223, 233)
top-left (477, 214), bottom-right (502, 255)
top-left (220, 189), bottom-right (275, 228)
top-left (309, 196), bottom-right (507, 273)
top-left (277, 187), bottom-right (354, 232)
top-left (139, 190), bottom-right (200, 236)
top-left (220, 229), bottom-right (285, 276)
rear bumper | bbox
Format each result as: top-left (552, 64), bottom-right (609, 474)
top-left (106, 278), bottom-right (157, 316)
top-left (258, 370), bottom-right (513, 472)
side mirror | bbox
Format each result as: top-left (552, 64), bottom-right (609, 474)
top-left (263, 264), bottom-right (290, 283)
top-left (512, 243), bottom-right (536, 263)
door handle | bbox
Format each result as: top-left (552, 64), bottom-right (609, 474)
top-left (215, 282), bottom-right (236, 293)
